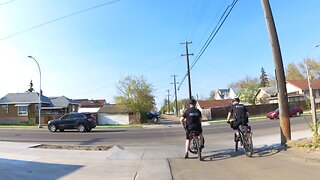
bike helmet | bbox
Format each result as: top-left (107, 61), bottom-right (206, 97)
top-left (232, 97), bottom-right (240, 103)
top-left (189, 98), bottom-right (196, 105)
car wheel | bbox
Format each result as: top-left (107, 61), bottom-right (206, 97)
top-left (48, 124), bottom-right (57, 132)
top-left (296, 112), bottom-right (301, 117)
top-left (77, 124), bottom-right (85, 132)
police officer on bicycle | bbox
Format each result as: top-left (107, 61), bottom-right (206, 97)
top-left (227, 97), bottom-right (249, 132)
top-left (180, 98), bottom-right (204, 159)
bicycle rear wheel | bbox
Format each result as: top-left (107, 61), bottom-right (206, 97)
top-left (195, 139), bottom-right (202, 161)
top-left (243, 133), bottom-right (253, 157)
top-left (234, 133), bottom-right (239, 151)
top-left (188, 139), bottom-right (198, 154)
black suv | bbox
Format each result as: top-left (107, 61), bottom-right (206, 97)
top-left (48, 112), bottom-right (96, 132)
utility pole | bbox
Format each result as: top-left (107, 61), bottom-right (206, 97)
top-left (261, 0), bottom-right (291, 145)
top-left (181, 41), bottom-right (193, 100)
top-left (166, 90), bottom-right (170, 114)
top-left (306, 44), bottom-right (319, 143)
top-left (172, 75), bottom-right (179, 116)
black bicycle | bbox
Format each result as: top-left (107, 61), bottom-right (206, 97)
top-left (188, 130), bottom-right (202, 161)
top-left (235, 125), bottom-right (253, 157)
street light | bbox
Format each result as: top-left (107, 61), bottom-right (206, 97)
top-left (27, 56), bottom-right (42, 128)
top-left (305, 44), bottom-right (319, 133)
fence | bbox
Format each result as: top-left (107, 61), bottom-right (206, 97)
top-left (210, 101), bottom-right (313, 120)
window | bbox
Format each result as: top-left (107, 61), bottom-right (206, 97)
top-left (1, 105), bottom-right (8, 113)
top-left (18, 106), bottom-right (28, 116)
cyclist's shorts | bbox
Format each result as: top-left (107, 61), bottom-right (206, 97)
top-left (186, 127), bottom-right (202, 140)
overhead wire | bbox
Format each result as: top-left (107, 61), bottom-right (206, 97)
top-left (0, 0), bottom-right (122, 41)
top-left (0, 0), bottom-right (16, 6)
top-left (178, 0), bottom-right (239, 90)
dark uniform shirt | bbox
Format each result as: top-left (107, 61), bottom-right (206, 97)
top-left (183, 107), bottom-right (202, 132)
top-left (229, 104), bottom-right (248, 119)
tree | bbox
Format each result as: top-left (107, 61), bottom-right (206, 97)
top-left (285, 63), bottom-right (304, 80)
top-left (299, 58), bottom-right (320, 79)
top-left (259, 67), bottom-right (269, 87)
top-left (114, 75), bottom-right (155, 123)
top-left (238, 81), bottom-right (260, 105)
top-left (230, 76), bottom-right (259, 104)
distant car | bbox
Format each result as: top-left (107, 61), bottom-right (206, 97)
top-left (48, 112), bottom-right (96, 132)
top-left (147, 111), bottom-right (161, 122)
top-left (266, 105), bottom-right (303, 119)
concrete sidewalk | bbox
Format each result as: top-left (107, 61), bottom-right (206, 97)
top-left (0, 129), bottom-right (316, 180)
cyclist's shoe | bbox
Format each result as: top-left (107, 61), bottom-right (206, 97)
top-left (200, 144), bottom-right (204, 149)
top-left (184, 152), bottom-right (189, 159)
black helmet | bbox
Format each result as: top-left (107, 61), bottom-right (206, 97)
top-left (189, 98), bottom-right (196, 105)
top-left (232, 97), bottom-right (240, 103)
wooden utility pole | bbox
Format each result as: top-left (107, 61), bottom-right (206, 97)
top-left (172, 75), bottom-right (179, 116)
top-left (181, 41), bottom-right (193, 100)
top-left (261, 0), bottom-right (291, 145)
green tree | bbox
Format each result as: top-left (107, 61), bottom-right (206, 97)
top-left (232, 76), bottom-right (259, 105)
top-left (114, 75), bottom-right (155, 123)
top-left (286, 63), bottom-right (304, 80)
top-left (259, 67), bottom-right (269, 87)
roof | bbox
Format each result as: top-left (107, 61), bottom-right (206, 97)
top-left (49, 96), bottom-right (78, 108)
top-left (74, 99), bottom-right (106, 107)
top-left (0, 92), bottom-right (51, 105)
top-left (198, 99), bottom-right (232, 109)
top-left (0, 92), bottom-right (78, 109)
top-left (260, 87), bottom-right (277, 96)
top-left (98, 104), bottom-right (132, 114)
top-left (287, 79), bottom-right (320, 90)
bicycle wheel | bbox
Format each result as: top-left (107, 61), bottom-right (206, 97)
top-left (196, 139), bottom-right (202, 161)
top-left (243, 133), bottom-right (253, 157)
top-left (234, 133), bottom-right (239, 151)
top-left (188, 139), bottom-right (198, 154)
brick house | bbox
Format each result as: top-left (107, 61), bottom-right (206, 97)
top-left (0, 92), bottom-right (78, 125)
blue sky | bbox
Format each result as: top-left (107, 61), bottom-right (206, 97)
top-left (1, 0), bottom-right (320, 109)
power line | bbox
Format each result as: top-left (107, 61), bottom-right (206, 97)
top-left (0, 0), bottom-right (122, 41)
top-left (190, 0), bottom-right (239, 70)
top-left (178, 0), bottom-right (239, 88)
top-left (0, 0), bottom-right (16, 6)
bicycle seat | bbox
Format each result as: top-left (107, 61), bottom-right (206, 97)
top-left (241, 125), bottom-right (251, 133)
top-left (189, 130), bottom-right (200, 137)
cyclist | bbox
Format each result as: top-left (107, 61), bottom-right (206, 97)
top-left (227, 97), bottom-right (249, 138)
top-left (180, 98), bottom-right (204, 159)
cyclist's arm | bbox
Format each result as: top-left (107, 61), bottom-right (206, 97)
top-left (180, 116), bottom-right (186, 128)
top-left (227, 112), bottom-right (232, 121)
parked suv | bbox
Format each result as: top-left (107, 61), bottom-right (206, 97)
top-left (48, 112), bottom-right (96, 132)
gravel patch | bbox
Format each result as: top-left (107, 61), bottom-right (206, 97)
top-left (31, 144), bottom-right (113, 151)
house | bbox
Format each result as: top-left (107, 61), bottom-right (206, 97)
top-left (97, 104), bottom-right (137, 125)
top-left (211, 88), bottom-right (239, 100)
top-left (255, 87), bottom-right (278, 104)
top-left (196, 99), bottom-right (232, 120)
top-left (254, 80), bottom-right (320, 104)
top-left (0, 92), bottom-right (78, 125)
top-left (286, 79), bottom-right (320, 103)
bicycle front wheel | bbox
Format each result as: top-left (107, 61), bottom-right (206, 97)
top-left (243, 133), bottom-right (253, 157)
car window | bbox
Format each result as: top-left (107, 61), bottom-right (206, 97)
top-left (84, 113), bottom-right (94, 119)
top-left (61, 115), bottom-right (70, 120)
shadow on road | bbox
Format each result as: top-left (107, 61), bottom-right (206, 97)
top-left (201, 144), bottom-right (288, 162)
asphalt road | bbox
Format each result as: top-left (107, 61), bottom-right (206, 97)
top-left (0, 116), bottom-right (311, 147)
top-left (1, 116), bottom-right (319, 180)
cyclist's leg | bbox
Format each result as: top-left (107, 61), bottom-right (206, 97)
top-left (185, 130), bottom-right (190, 158)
